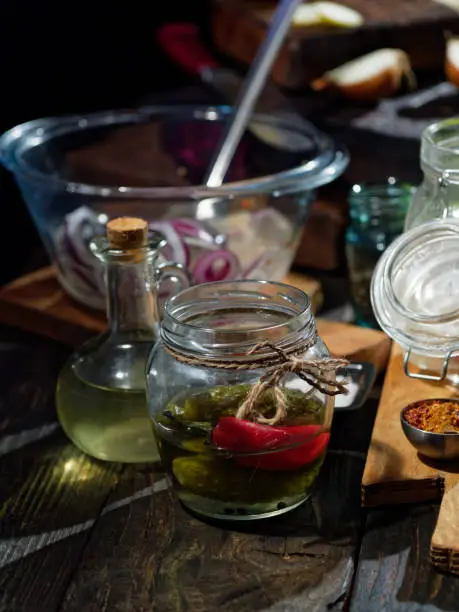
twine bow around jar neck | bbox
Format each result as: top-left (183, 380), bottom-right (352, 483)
top-left (164, 338), bottom-right (349, 426)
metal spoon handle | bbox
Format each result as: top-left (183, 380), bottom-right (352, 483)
top-left (204, 0), bottom-right (304, 188)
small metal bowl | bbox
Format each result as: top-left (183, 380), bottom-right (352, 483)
top-left (400, 399), bottom-right (459, 460)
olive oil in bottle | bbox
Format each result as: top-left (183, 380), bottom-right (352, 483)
top-left (56, 216), bottom-right (184, 463)
top-left (56, 336), bottom-right (157, 463)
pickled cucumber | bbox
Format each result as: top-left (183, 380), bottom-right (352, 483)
top-left (156, 383), bottom-right (328, 518)
top-left (182, 438), bottom-right (210, 454)
top-left (172, 454), bottom-right (324, 504)
top-left (164, 385), bottom-right (324, 426)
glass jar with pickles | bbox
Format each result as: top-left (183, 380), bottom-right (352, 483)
top-left (146, 280), bottom-right (347, 520)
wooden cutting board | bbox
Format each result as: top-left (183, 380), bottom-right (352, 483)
top-left (362, 343), bottom-right (459, 575)
top-left (210, 0), bottom-right (459, 89)
top-left (0, 266), bottom-right (390, 373)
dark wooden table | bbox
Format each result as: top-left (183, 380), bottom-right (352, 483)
top-left (0, 326), bottom-right (457, 612)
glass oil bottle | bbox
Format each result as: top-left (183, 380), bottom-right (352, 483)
top-left (56, 216), bottom-right (189, 462)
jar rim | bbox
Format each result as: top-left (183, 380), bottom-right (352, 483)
top-left (371, 218), bottom-right (459, 355)
top-left (161, 279), bottom-right (315, 359)
top-left (421, 117), bottom-right (459, 174)
top-left (422, 117), bottom-right (459, 153)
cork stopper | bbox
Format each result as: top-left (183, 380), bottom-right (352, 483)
top-left (106, 217), bottom-right (148, 249)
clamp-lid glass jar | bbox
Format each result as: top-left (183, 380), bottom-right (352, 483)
top-left (371, 218), bottom-right (459, 385)
top-left (146, 280), bottom-right (346, 520)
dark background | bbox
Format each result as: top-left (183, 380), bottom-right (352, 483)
top-left (0, 1), bottom-right (210, 128)
top-left (0, 1), bottom-right (426, 294)
top-left (0, 1), bottom-right (210, 283)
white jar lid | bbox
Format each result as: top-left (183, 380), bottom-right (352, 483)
top-left (371, 218), bottom-right (459, 358)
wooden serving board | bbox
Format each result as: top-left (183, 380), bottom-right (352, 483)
top-left (362, 343), bottom-right (459, 575)
top-left (0, 266), bottom-right (390, 372)
top-left (210, 0), bottom-right (459, 89)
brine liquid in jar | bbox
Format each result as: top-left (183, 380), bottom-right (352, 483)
top-left (154, 384), bottom-right (330, 520)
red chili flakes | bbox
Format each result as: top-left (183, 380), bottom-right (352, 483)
top-left (404, 400), bottom-right (459, 433)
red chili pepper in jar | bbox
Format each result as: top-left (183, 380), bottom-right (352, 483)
top-left (212, 417), bottom-right (329, 471)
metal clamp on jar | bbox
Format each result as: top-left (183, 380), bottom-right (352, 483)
top-left (371, 217), bottom-right (459, 385)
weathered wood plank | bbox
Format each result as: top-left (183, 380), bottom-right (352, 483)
top-left (362, 344), bottom-right (458, 508)
top-left (0, 332), bottom-right (121, 612)
top-left (60, 400), bottom-right (375, 612)
top-left (350, 504), bottom-right (459, 612)
top-left (0, 327), bottom-right (389, 612)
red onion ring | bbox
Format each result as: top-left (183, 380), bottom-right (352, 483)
top-left (192, 249), bottom-right (241, 283)
top-left (170, 218), bottom-right (206, 238)
top-left (55, 207), bottom-right (105, 299)
top-left (63, 207), bottom-right (104, 267)
top-left (149, 221), bottom-right (188, 266)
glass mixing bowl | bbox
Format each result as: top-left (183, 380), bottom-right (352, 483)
top-left (0, 105), bottom-right (348, 309)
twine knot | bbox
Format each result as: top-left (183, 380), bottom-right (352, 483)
top-left (235, 342), bottom-right (349, 425)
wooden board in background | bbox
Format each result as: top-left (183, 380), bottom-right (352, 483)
top-left (210, 0), bottom-right (459, 89)
top-left (0, 266), bottom-right (390, 373)
top-left (362, 343), bottom-right (459, 575)
top-left (0, 267), bottom-right (106, 347)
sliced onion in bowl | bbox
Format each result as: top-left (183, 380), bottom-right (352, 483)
top-left (54, 206), bottom-right (106, 301)
top-left (171, 217), bottom-right (226, 249)
top-left (242, 254), bottom-right (270, 278)
top-left (149, 221), bottom-right (189, 265)
top-left (170, 218), bottom-right (201, 237)
top-left (68, 264), bottom-right (102, 293)
top-left (170, 218), bottom-right (213, 240)
top-left (192, 249), bottom-right (241, 283)
top-left (63, 206), bottom-right (105, 267)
